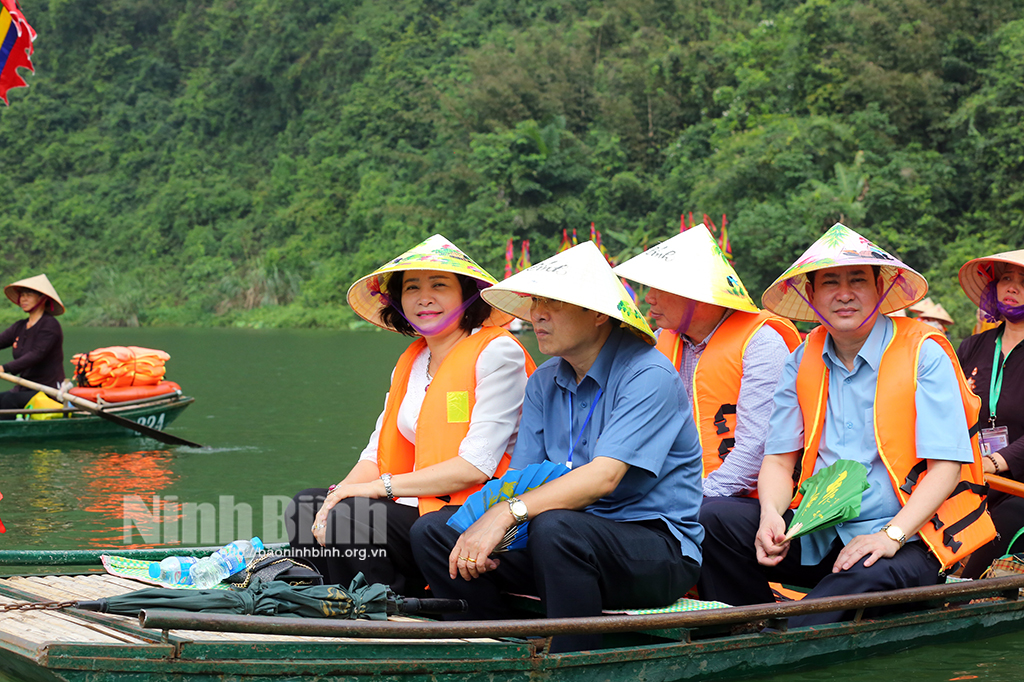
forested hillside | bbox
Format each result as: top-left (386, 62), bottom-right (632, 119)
top-left (1, 0), bottom-right (1022, 339)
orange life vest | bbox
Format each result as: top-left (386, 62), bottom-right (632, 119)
top-left (794, 318), bottom-right (995, 569)
top-left (656, 311), bottom-right (801, 484)
top-left (376, 326), bottom-right (536, 514)
top-left (72, 346), bottom-right (170, 388)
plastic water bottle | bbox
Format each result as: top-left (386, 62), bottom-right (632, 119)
top-left (190, 537), bottom-right (265, 589)
top-left (148, 556), bottom-right (198, 585)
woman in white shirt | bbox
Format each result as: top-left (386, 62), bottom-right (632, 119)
top-left (286, 235), bottom-right (533, 594)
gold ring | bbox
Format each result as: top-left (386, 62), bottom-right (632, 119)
top-left (458, 556), bottom-right (469, 561)
top-left (312, 523), bottom-right (325, 531)
top-left (466, 558), bottom-right (477, 563)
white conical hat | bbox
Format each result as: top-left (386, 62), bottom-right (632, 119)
top-left (347, 234), bottom-right (512, 330)
top-left (613, 226), bottom-right (759, 313)
top-left (917, 299), bottom-right (954, 326)
top-left (482, 241), bottom-right (655, 343)
top-left (761, 223), bottom-right (928, 322)
top-left (958, 249), bottom-right (1024, 308)
top-left (4, 274), bottom-right (65, 316)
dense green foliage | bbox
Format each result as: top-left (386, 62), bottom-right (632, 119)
top-left (1, 0), bottom-right (1022, 340)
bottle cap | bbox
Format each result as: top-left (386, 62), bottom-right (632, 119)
top-left (148, 562), bottom-right (161, 579)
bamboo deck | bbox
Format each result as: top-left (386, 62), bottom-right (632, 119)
top-left (0, 573), bottom-right (492, 652)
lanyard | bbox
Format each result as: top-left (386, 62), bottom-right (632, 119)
top-left (990, 332), bottom-right (1007, 425)
top-left (567, 388), bottom-right (602, 469)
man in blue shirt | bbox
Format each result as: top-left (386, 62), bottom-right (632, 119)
top-left (411, 242), bottom-right (704, 652)
top-left (697, 224), bottom-right (992, 625)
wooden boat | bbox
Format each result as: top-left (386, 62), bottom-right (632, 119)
top-left (0, 388), bottom-right (193, 442)
top-left (2, 547), bottom-right (1024, 682)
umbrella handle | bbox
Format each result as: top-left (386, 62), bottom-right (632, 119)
top-left (392, 598), bottom-right (467, 615)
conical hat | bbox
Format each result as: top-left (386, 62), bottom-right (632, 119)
top-left (482, 241), bottom-right (655, 344)
top-left (916, 300), bottom-right (954, 326)
top-left (958, 249), bottom-right (1024, 308)
top-left (4, 274), bottom-right (65, 316)
top-left (347, 235), bottom-right (512, 330)
top-left (613, 226), bottom-right (759, 313)
top-left (761, 223), bottom-right (928, 322)
top-left (907, 296), bottom-right (931, 314)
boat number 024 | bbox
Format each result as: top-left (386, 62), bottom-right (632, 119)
top-left (136, 414), bottom-right (166, 431)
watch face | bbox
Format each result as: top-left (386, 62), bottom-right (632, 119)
top-left (510, 500), bottom-right (528, 520)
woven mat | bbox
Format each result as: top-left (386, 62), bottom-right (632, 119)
top-left (100, 554), bottom-right (231, 590)
top-left (609, 598), bottom-right (731, 616)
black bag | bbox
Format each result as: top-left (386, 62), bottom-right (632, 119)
top-left (225, 551), bottom-right (323, 588)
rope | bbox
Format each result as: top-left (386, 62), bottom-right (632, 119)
top-left (1, 599), bottom-right (80, 612)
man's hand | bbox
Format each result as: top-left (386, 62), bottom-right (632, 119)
top-left (755, 510), bottom-right (791, 566)
top-left (447, 504), bottom-right (510, 580)
top-left (833, 531), bottom-right (900, 572)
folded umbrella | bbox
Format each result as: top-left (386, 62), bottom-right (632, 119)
top-left (75, 573), bottom-right (464, 620)
top-left (447, 460), bottom-right (570, 551)
top-left (785, 460), bottom-right (871, 541)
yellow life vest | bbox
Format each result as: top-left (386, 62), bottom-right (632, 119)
top-left (376, 327), bottom-right (536, 514)
top-left (794, 318), bottom-right (995, 568)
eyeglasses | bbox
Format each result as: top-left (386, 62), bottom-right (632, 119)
top-left (529, 296), bottom-right (565, 312)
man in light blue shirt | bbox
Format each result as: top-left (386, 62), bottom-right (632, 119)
top-left (697, 224), bottom-right (989, 626)
top-left (412, 242), bottom-right (704, 652)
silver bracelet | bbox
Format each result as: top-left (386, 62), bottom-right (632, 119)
top-left (380, 473), bottom-right (395, 500)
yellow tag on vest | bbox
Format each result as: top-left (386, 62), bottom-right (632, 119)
top-left (446, 391), bottom-right (470, 423)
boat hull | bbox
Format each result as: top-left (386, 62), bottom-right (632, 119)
top-left (1, 573), bottom-right (1024, 682)
top-left (0, 396), bottom-right (194, 442)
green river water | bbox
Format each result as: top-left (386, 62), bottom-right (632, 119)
top-left (0, 326), bottom-right (1022, 681)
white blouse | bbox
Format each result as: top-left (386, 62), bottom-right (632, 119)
top-left (359, 329), bottom-right (529, 507)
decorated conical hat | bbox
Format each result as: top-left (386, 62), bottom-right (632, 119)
top-left (482, 241), bottom-right (655, 344)
top-left (958, 249), bottom-right (1024, 308)
top-left (4, 274), bottom-right (65, 316)
top-left (613, 226), bottom-right (759, 313)
top-left (761, 223), bottom-right (928, 322)
top-left (347, 235), bottom-right (512, 330)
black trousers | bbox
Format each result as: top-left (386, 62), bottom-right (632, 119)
top-left (696, 497), bottom-right (942, 626)
top-left (0, 389), bottom-right (32, 420)
top-left (285, 488), bottom-right (426, 597)
top-left (411, 506), bottom-right (699, 653)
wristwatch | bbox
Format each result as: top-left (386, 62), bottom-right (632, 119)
top-left (880, 523), bottom-right (906, 548)
top-left (380, 473), bottom-right (395, 500)
top-left (507, 496), bottom-right (529, 524)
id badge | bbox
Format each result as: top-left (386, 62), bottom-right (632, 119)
top-left (980, 426), bottom-right (1010, 456)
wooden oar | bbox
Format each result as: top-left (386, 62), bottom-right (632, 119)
top-left (0, 370), bottom-right (202, 448)
top-left (986, 473), bottom-right (1024, 498)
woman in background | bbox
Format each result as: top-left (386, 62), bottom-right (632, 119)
top-left (957, 250), bottom-right (1024, 577)
top-left (0, 274), bottom-right (65, 419)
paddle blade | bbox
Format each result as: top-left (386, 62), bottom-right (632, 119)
top-left (447, 461), bottom-right (569, 550)
top-left (786, 460), bottom-right (870, 541)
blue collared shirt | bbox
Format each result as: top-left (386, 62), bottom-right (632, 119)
top-left (765, 315), bottom-right (973, 565)
top-left (511, 326), bottom-right (705, 563)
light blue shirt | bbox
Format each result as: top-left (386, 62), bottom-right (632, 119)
top-left (765, 315), bottom-right (973, 565)
top-left (511, 326), bottom-right (705, 563)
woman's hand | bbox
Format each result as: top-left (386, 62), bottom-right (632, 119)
top-left (311, 479), bottom-right (388, 545)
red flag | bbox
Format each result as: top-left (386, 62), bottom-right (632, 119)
top-left (0, 0), bottom-right (36, 105)
top-left (557, 229), bottom-right (572, 253)
top-left (504, 238), bottom-right (514, 279)
top-left (680, 214), bottom-right (687, 233)
top-left (589, 222), bottom-right (597, 243)
top-left (688, 212), bottom-right (694, 230)
top-left (704, 213), bottom-right (717, 234)
top-left (515, 240), bottom-right (531, 273)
